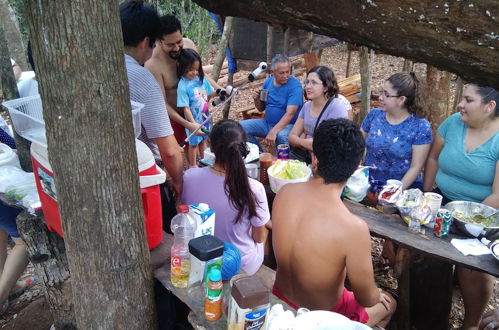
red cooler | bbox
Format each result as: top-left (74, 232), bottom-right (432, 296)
top-left (30, 139), bottom-right (165, 250)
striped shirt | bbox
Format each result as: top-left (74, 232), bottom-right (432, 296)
top-left (124, 55), bottom-right (173, 164)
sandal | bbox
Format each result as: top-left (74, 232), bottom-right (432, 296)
top-left (8, 275), bottom-right (38, 300)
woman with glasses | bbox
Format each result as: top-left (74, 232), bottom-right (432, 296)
top-left (288, 66), bottom-right (349, 163)
top-left (424, 84), bottom-right (498, 329)
top-left (361, 72), bottom-right (432, 190)
top-left (182, 120), bottom-right (270, 275)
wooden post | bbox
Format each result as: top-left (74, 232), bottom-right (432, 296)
top-left (222, 72), bottom-right (234, 119)
top-left (302, 52), bottom-right (320, 72)
top-left (358, 46), bottom-right (374, 124)
top-left (345, 47), bottom-right (352, 77)
top-left (283, 26), bottom-right (290, 55)
top-left (402, 58), bottom-right (414, 72)
top-left (451, 76), bottom-right (464, 115)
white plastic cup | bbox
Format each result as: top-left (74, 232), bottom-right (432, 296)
top-left (424, 192), bottom-right (443, 218)
top-left (386, 179), bottom-right (403, 187)
top-left (245, 163), bottom-right (259, 179)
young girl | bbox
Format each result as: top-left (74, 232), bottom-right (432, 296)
top-left (176, 48), bottom-right (216, 167)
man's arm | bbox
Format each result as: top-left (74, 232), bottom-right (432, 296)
top-left (345, 219), bottom-right (381, 307)
top-left (154, 135), bottom-right (183, 199)
top-left (265, 105), bottom-right (299, 143)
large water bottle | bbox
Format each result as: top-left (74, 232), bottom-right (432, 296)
top-left (170, 205), bottom-right (197, 288)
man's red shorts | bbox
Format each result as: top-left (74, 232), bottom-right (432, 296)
top-left (171, 119), bottom-right (186, 144)
top-left (272, 284), bottom-right (369, 323)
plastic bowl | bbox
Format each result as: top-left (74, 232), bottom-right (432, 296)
top-left (444, 201), bottom-right (499, 238)
top-left (490, 241), bottom-right (499, 263)
top-left (268, 162), bottom-right (311, 193)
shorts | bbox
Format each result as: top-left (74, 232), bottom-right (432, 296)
top-left (0, 203), bottom-right (22, 238)
top-left (272, 284), bottom-right (369, 323)
top-left (171, 120), bottom-right (187, 145)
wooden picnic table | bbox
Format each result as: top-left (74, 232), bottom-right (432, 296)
top-left (152, 233), bottom-right (294, 329)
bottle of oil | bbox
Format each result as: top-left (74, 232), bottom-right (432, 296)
top-left (204, 269), bottom-right (223, 321)
top-left (170, 205), bottom-right (197, 288)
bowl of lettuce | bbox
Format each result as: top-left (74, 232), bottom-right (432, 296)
top-left (267, 159), bottom-right (312, 193)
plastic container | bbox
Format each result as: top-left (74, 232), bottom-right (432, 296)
top-left (170, 205), bottom-right (197, 288)
top-left (2, 95), bottom-right (144, 147)
top-left (267, 161), bottom-right (312, 193)
top-left (204, 269), bottom-right (223, 321)
top-left (259, 153), bottom-right (273, 185)
top-left (0, 143), bottom-right (20, 168)
top-left (188, 235), bottom-right (224, 288)
top-left (30, 138), bottom-right (165, 249)
top-left (227, 276), bottom-right (270, 330)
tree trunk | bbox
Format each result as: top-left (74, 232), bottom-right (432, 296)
top-left (358, 46), bottom-right (374, 124)
top-left (283, 26), bottom-right (290, 55)
top-left (25, 1), bottom-right (156, 328)
top-left (211, 16), bottom-right (234, 81)
top-left (192, 0), bottom-right (499, 88)
top-left (345, 47), bottom-right (352, 77)
top-left (266, 24), bottom-right (273, 78)
top-left (16, 211), bottom-right (77, 329)
top-left (0, 22), bottom-right (32, 171)
top-left (426, 66), bottom-right (452, 130)
top-left (223, 72), bottom-right (234, 119)
top-left (0, 0), bottom-right (26, 69)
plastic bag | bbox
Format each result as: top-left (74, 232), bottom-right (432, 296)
top-left (0, 166), bottom-right (34, 193)
top-left (396, 189), bottom-right (424, 224)
top-left (343, 166), bottom-right (370, 202)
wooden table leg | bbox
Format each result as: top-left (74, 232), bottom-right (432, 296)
top-left (397, 265), bottom-right (411, 330)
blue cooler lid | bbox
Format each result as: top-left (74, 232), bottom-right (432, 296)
top-left (188, 235), bottom-right (224, 261)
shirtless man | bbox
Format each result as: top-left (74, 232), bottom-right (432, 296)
top-left (145, 14), bottom-right (220, 144)
top-left (272, 118), bottom-right (396, 327)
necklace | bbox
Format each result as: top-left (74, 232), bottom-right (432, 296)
top-left (210, 166), bottom-right (225, 176)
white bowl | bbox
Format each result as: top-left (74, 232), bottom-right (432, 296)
top-left (268, 162), bottom-right (311, 193)
top-left (293, 310), bottom-right (370, 330)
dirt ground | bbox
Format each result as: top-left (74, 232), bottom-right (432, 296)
top-left (1, 44), bottom-right (497, 329)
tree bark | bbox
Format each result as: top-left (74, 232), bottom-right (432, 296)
top-left (345, 48), bottom-right (352, 77)
top-left (25, 1), bottom-right (156, 328)
top-left (192, 0), bottom-right (499, 88)
top-left (0, 22), bottom-right (32, 171)
top-left (426, 66), bottom-right (452, 130)
top-left (266, 24), bottom-right (273, 77)
top-left (451, 77), bottom-right (464, 115)
top-left (222, 72), bottom-right (234, 119)
top-left (358, 47), bottom-right (374, 124)
top-left (211, 16), bottom-right (234, 82)
top-left (0, 0), bottom-right (26, 69)
top-left (16, 211), bottom-right (76, 329)
top-left (402, 59), bottom-right (414, 72)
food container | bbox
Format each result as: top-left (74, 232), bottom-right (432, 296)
top-left (490, 241), bottom-right (499, 262)
top-left (267, 160), bottom-right (312, 193)
top-left (444, 201), bottom-right (499, 239)
top-left (188, 235), bottom-right (224, 289)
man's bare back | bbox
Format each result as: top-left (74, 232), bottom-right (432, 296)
top-left (272, 177), bottom-right (380, 311)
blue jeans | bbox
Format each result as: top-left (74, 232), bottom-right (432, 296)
top-left (239, 118), bottom-right (293, 151)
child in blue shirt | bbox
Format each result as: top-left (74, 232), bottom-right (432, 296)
top-left (177, 49), bottom-right (216, 167)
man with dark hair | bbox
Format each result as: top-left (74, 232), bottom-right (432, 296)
top-left (119, 1), bottom-right (183, 212)
top-left (272, 118), bottom-right (397, 327)
top-left (145, 14), bottom-right (220, 144)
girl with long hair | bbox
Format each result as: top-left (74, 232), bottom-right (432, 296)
top-left (182, 120), bottom-right (270, 275)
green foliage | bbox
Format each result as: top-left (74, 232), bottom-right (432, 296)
top-left (154, 0), bottom-right (220, 55)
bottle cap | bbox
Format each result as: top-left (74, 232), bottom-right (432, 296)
top-left (209, 269), bottom-right (222, 282)
top-left (178, 205), bottom-right (189, 213)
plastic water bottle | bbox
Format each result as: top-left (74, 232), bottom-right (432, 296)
top-left (170, 205), bottom-right (197, 288)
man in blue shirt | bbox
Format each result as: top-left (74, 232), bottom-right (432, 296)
top-left (240, 54), bottom-right (303, 151)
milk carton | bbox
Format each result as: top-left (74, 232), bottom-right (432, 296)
top-left (190, 203), bottom-right (216, 237)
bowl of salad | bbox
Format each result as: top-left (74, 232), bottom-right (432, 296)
top-left (267, 159), bottom-right (312, 193)
top-left (444, 201), bottom-right (499, 238)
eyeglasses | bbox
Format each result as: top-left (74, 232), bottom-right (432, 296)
top-left (302, 80), bottom-right (322, 87)
top-left (380, 90), bottom-right (399, 98)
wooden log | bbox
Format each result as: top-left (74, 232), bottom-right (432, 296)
top-left (203, 61), bottom-right (228, 74)
top-left (16, 211), bottom-right (76, 329)
top-left (338, 73), bottom-right (361, 88)
top-left (302, 51), bottom-right (320, 72)
top-left (339, 84), bottom-right (360, 97)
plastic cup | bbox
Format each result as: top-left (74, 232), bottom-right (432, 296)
top-left (424, 192), bottom-right (443, 218)
top-left (245, 163), bottom-right (258, 179)
top-left (386, 179), bottom-right (403, 187)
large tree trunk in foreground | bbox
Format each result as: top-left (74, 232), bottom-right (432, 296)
top-left (0, 22), bottom-right (32, 171)
top-left (25, 0), bottom-right (156, 328)
top-left (193, 0), bottom-right (499, 89)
